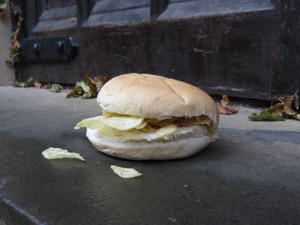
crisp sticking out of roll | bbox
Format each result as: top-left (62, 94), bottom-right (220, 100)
top-left (75, 73), bottom-right (219, 160)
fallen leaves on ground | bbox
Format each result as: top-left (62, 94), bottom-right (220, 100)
top-left (13, 74), bottom-right (110, 97)
top-left (0, 0), bottom-right (7, 9)
top-left (5, 60), bottom-right (14, 68)
top-left (0, 0), bottom-right (7, 18)
top-left (49, 83), bottom-right (64, 92)
top-left (9, 15), bottom-right (23, 63)
top-left (13, 77), bottom-right (35, 88)
top-left (248, 109), bottom-right (284, 121)
top-left (66, 75), bottom-right (110, 99)
top-left (13, 77), bottom-right (64, 92)
top-left (218, 95), bottom-right (239, 115)
top-left (249, 90), bottom-right (300, 121)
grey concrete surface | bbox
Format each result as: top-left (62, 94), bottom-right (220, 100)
top-left (0, 86), bottom-right (300, 225)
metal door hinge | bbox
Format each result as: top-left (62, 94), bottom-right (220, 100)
top-left (22, 36), bottom-right (79, 62)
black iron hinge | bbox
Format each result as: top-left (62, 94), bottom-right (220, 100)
top-left (21, 36), bottom-right (79, 62)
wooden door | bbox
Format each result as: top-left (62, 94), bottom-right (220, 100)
top-left (10, 0), bottom-right (300, 100)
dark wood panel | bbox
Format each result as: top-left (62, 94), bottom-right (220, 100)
top-left (13, 0), bottom-right (300, 100)
top-left (20, 9), bottom-right (276, 100)
top-left (271, 0), bottom-right (300, 97)
top-left (78, 10), bottom-right (275, 99)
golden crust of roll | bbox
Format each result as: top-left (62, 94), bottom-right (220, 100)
top-left (98, 73), bottom-right (219, 131)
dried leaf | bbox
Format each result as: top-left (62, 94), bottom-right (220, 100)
top-left (218, 105), bottom-right (234, 115)
top-left (221, 95), bottom-right (230, 108)
top-left (0, 0), bottom-right (7, 10)
top-left (34, 80), bottom-right (42, 88)
top-left (278, 90), bottom-right (300, 118)
top-left (12, 16), bottom-right (23, 41)
top-left (218, 95), bottom-right (239, 115)
top-left (66, 86), bottom-right (83, 98)
top-left (40, 83), bottom-right (50, 89)
top-left (90, 75), bottom-right (110, 84)
top-left (49, 83), bottom-right (63, 92)
top-left (272, 103), bottom-right (284, 114)
top-left (10, 39), bottom-right (21, 59)
top-left (82, 75), bottom-right (97, 98)
top-left (13, 77), bottom-right (35, 88)
top-left (278, 95), bottom-right (293, 106)
top-left (248, 109), bottom-right (284, 121)
top-left (8, 14), bottom-right (23, 63)
top-left (66, 75), bottom-right (110, 99)
top-left (283, 104), bottom-right (297, 116)
top-left (249, 90), bottom-right (300, 122)
top-left (90, 75), bottom-right (110, 92)
top-left (5, 60), bottom-right (14, 67)
top-left (11, 39), bottom-right (20, 50)
top-left (294, 114), bottom-right (300, 120)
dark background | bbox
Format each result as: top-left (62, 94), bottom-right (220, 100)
top-left (10, 0), bottom-right (300, 100)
